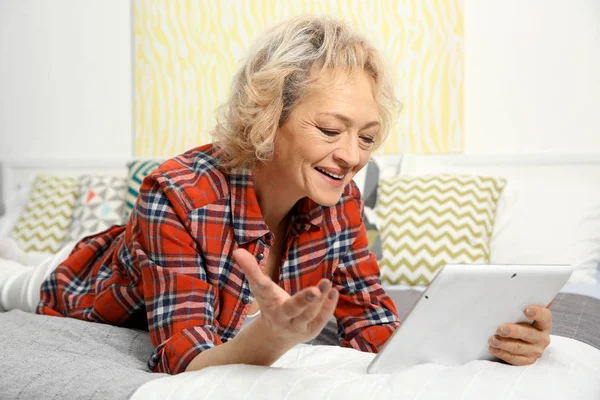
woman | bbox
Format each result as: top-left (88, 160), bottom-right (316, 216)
top-left (0, 15), bottom-right (552, 374)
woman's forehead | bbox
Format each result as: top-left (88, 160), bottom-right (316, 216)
top-left (300, 70), bottom-right (379, 119)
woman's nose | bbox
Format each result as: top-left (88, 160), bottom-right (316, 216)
top-left (333, 135), bottom-right (360, 168)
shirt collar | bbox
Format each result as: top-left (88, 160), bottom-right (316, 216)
top-left (291, 196), bottom-right (324, 235)
top-left (229, 168), bottom-right (270, 245)
top-left (229, 168), bottom-right (324, 244)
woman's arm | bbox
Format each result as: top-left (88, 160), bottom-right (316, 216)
top-left (184, 315), bottom-right (288, 372)
top-left (130, 175), bottom-right (226, 374)
top-left (330, 182), bottom-right (400, 351)
top-left (185, 248), bottom-right (339, 372)
top-left (332, 221), bottom-right (400, 352)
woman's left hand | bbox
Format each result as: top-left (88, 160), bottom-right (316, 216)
top-left (488, 304), bottom-right (553, 366)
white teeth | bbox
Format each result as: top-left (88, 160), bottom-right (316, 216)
top-left (316, 167), bottom-right (344, 180)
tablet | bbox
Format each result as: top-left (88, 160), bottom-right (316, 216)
top-left (367, 263), bottom-right (573, 374)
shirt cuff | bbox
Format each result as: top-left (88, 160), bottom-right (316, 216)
top-left (343, 322), bottom-right (400, 353)
top-left (150, 325), bottom-right (224, 374)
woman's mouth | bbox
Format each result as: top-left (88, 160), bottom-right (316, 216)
top-left (315, 167), bottom-right (345, 180)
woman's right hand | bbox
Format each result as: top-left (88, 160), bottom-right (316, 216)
top-left (233, 248), bottom-right (339, 350)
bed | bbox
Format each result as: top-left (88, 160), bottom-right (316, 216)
top-left (1, 154), bottom-right (600, 399)
top-left (1, 289), bottom-right (599, 399)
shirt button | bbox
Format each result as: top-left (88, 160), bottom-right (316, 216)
top-left (242, 297), bottom-right (250, 304)
top-left (264, 233), bottom-right (272, 241)
top-left (256, 253), bottom-right (264, 261)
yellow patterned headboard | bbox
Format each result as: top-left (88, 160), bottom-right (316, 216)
top-left (133, 0), bottom-right (464, 157)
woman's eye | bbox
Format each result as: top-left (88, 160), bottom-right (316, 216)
top-left (361, 135), bottom-right (375, 144)
top-left (318, 128), bottom-right (339, 137)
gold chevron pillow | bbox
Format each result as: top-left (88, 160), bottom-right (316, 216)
top-left (376, 174), bottom-right (506, 286)
top-left (10, 175), bottom-right (78, 253)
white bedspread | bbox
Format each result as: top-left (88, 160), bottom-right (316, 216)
top-left (132, 335), bottom-right (600, 400)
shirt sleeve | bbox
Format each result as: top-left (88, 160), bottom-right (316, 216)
top-left (332, 186), bottom-right (400, 353)
top-left (128, 173), bottom-right (222, 374)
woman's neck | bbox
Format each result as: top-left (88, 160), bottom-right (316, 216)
top-left (252, 163), bottom-right (300, 233)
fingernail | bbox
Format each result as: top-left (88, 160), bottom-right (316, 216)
top-left (490, 337), bottom-right (500, 347)
top-left (306, 292), bottom-right (316, 302)
top-left (499, 327), bottom-right (510, 337)
top-left (328, 289), bottom-right (337, 300)
top-left (318, 280), bottom-right (329, 293)
top-left (525, 308), bottom-right (536, 318)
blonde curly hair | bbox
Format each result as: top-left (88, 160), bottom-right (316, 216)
top-left (212, 14), bottom-right (401, 170)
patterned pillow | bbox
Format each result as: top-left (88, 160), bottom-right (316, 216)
top-left (376, 174), bottom-right (506, 286)
top-left (10, 175), bottom-right (78, 253)
top-left (354, 160), bottom-right (383, 260)
top-left (65, 175), bottom-right (127, 242)
top-left (123, 159), bottom-right (162, 221)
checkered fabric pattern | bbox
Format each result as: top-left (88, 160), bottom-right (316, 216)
top-left (123, 159), bottom-right (163, 221)
top-left (37, 144), bottom-right (399, 375)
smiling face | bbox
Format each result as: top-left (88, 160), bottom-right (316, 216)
top-left (269, 69), bottom-right (381, 207)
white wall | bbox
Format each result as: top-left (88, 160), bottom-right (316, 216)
top-left (1, 1), bottom-right (598, 161)
top-left (465, 0), bottom-right (600, 155)
top-left (0, 0), bottom-right (133, 162)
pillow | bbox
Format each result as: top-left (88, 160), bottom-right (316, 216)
top-left (65, 175), bottom-right (127, 242)
top-left (490, 178), bottom-right (600, 284)
top-left (361, 161), bottom-right (382, 260)
top-left (376, 174), bottom-right (507, 286)
top-left (0, 171), bottom-right (35, 238)
top-left (401, 154), bottom-right (600, 284)
top-left (9, 175), bottom-right (78, 254)
top-left (353, 157), bottom-right (402, 261)
top-left (123, 159), bottom-right (162, 221)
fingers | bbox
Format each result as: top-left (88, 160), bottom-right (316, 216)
top-left (282, 279), bottom-right (330, 320)
top-left (234, 249), bottom-right (339, 337)
top-left (524, 306), bottom-right (553, 332)
top-left (281, 286), bottom-right (324, 319)
top-left (307, 286), bottom-right (339, 331)
top-left (289, 280), bottom-right (333, 323)
top-left (233, 249), bottom-right (270, 289)
top-left (488, 345), bottom-right (537, 366)
top-left (233, 249), bottom-right (283, 304)
top-left (489, 336), bottom-right (545, 359)
top-left (279, 279), bottom-right (338, 335)
top-left (496, 323), bottom-right (548, 345)
top-left (497, 305), bottom-right (553, 345)
top-left (492, 316), bottom-right (552, 366)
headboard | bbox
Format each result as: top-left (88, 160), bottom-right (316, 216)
top-left (400, 153), bottom-right (600, 178)
top-left (0, 157), bottom-right (129, 220)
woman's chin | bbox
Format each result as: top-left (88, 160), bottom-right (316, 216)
top-left (305, 174), bottom-right (348, 206)
top-left (308, 191), bottom-right (344, 207)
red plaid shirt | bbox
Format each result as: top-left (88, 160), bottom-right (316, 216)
top-left (38, 144), bottom-right (399, 374)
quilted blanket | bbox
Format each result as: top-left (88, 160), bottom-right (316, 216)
top-left (132, 336), bottom-right (600, 400)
